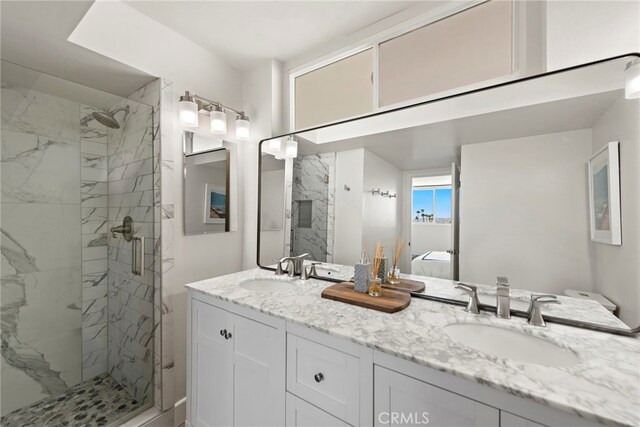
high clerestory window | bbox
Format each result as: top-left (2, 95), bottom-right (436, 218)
top-left (291, 0), bottom-right (516, 130)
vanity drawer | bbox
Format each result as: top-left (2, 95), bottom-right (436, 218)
top-left (287, 334), bottom-right (360, 425)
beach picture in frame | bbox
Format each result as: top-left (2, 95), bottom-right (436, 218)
top-left (588, 141), bottom-right (621, 245)
top-left (204, 183), bottom-right (227, 225)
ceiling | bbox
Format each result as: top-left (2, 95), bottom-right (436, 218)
top-left (0, 1), bottom-right (156, 97)
top-left (124, 1), bottom-right (418, 70)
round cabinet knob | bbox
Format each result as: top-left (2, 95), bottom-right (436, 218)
top-left (220, 329), bottom-right (227, 336)
top-left (314, 373), bottom-right (324, 383)
top-left (224, 332), bottom-right (232, 340)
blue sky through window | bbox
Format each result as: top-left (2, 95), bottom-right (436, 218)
top-left (413, 188), bottom-right (452, 221)
top-left (413, 189), bottom-right (434, 216)
top-left (435, 189), bottom-right (452, 218)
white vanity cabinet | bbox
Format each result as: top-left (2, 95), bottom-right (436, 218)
top-left (286, 393), bottom-right (351, 427)
top-left (188, 298), bottom-right (285, 427)
top-left (374, 366), bottom-right (499, 427)
top-left (285, 323), bottom-right (373, 427)
top-left (500, 413), bottom-right (545, 427)
top-left (187, 290), bottom-right (608, 427)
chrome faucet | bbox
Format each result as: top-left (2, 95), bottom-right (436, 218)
top-left (528, 295), bottom-right (560, 327)
top-left (456, 283), bottom-right (480, 314)
top-left (275, 253), bottom-right (310, 277)
top-left (496, 276), bottom-right (510, 319)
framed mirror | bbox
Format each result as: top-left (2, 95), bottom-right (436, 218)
top-left (258, 54), bottom-right (640, 333)
top-left (184, 131), bottom-right (231, 234)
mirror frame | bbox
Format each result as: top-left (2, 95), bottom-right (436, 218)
top-left (256, 53), bottom-right (640, 335)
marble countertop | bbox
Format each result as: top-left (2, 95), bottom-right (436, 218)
top-left (185, 267), bottom-right (640, 427)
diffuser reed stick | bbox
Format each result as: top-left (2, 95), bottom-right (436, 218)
top-left (392, 237), bottom-right (405, 272)
top-left (372, 242), bottom-right (384, 278)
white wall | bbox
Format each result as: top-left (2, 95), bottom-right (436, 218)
top-left (546, 0), bottom-right (640, 71)
top-left (68, 0), bottom-right (247, 409)
top-left (411, 224), bottom-right (452, 255)
top-left (460, 129), bottom-right (593, 295)
top-left (591, 96), bottom-right (640, 326)
top-left (334, 149), bottom-right (364, 265)
top-left (362, 150), bottom-right (403, 257)
top-left (242, 60), bottom-right (284, 269)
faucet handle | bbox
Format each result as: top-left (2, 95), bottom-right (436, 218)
top-left (456, 283), bottom-right (480, 314)
top-left (274, 259), bottom-right (285, 276)
top-left (531, 294), bottom-right (560, 305)
top-left (528, 294), bottom-right (560, 326)
top-left (275, 257), bottom-right (293, 276)
top-left (497, 276), bottom-right (509, 286)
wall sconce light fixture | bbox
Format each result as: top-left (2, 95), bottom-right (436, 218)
top-left (178, 92), bottom-right (199, 127)
top-left (268, 138), bottom-right (282, 152)
top-left (178, 91), bottom-right (251, 141)
top-left (625, 59), bottom-right (640, 99)
top-left (285, 136), bottom-right (298, 158)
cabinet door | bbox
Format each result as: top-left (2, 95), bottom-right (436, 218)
top-left (190, 300), bottom-right (234, 427)
top-left (233, 313), bottom-right (285, 426)
top-left (501, 412), bottom-right (546, 427)
top-left (286, 393), bottom-right (351, 427)
top-left (374, 366), bottom-right (499, 427)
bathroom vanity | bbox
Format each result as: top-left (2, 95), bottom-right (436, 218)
top-left (185, 268), bottom-right (639, 427)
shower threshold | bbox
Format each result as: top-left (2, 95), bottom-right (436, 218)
top-left (1, 374), bottom-right (148, 427)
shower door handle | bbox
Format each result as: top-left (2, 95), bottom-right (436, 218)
top-left (132, 236), bottom-right (144, 276)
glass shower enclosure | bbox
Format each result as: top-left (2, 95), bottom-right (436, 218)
top-left (1, 60), bottom-right (157, 425)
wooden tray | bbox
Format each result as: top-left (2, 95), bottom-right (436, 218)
top-left (321, 282), bottom-right (411, 313)
top-left (382, 278), bottom-right (425, 293)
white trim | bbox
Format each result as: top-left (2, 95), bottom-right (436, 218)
top-left (289, 43), bottom-right (374, 131)
top-left (401, 167), bottom-right (452, 273)
top-left (372, 43), bottom-right (380, 110)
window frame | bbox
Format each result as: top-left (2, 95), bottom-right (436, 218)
top-left (288, 0), bottom-right (525, 132)
top-left (412, 185), bottom-right (453, 224)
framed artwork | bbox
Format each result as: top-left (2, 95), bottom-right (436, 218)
top-left (588, 141), bottom-right (621, 245)
top-left (204, 183), bottom-right (227, 224)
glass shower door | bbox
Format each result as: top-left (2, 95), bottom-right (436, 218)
top-left (1, 60), bottom-right (157, 426)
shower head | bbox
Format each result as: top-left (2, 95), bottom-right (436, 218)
top-left (83, 105), bottom-right (131, 129)
top-left (91, 111), bottom-right (120, 129)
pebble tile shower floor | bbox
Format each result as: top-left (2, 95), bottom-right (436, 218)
top-left (0, 374), bottom-right (145, 426)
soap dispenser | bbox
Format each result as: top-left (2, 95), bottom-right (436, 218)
top-left (354, 250), bottom-right (371, 293)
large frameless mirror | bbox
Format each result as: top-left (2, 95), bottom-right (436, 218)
top-left (258, 54), bottom-right (640, 333)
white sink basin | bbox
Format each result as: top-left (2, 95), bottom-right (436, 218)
top-left (239, 279), bottom-right (296, 293)
top-left (444, 323), bottom-right (580, 368)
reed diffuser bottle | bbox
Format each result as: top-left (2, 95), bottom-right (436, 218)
top-left (388, 237), bottom-right (406, 285)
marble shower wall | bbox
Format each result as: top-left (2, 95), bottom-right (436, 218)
top-left (291, 153), bottom-right (336, 262)
top-left (1, 83), bottom-right (83, 416)
top-left (106, 86), bottom-right (156, 404)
